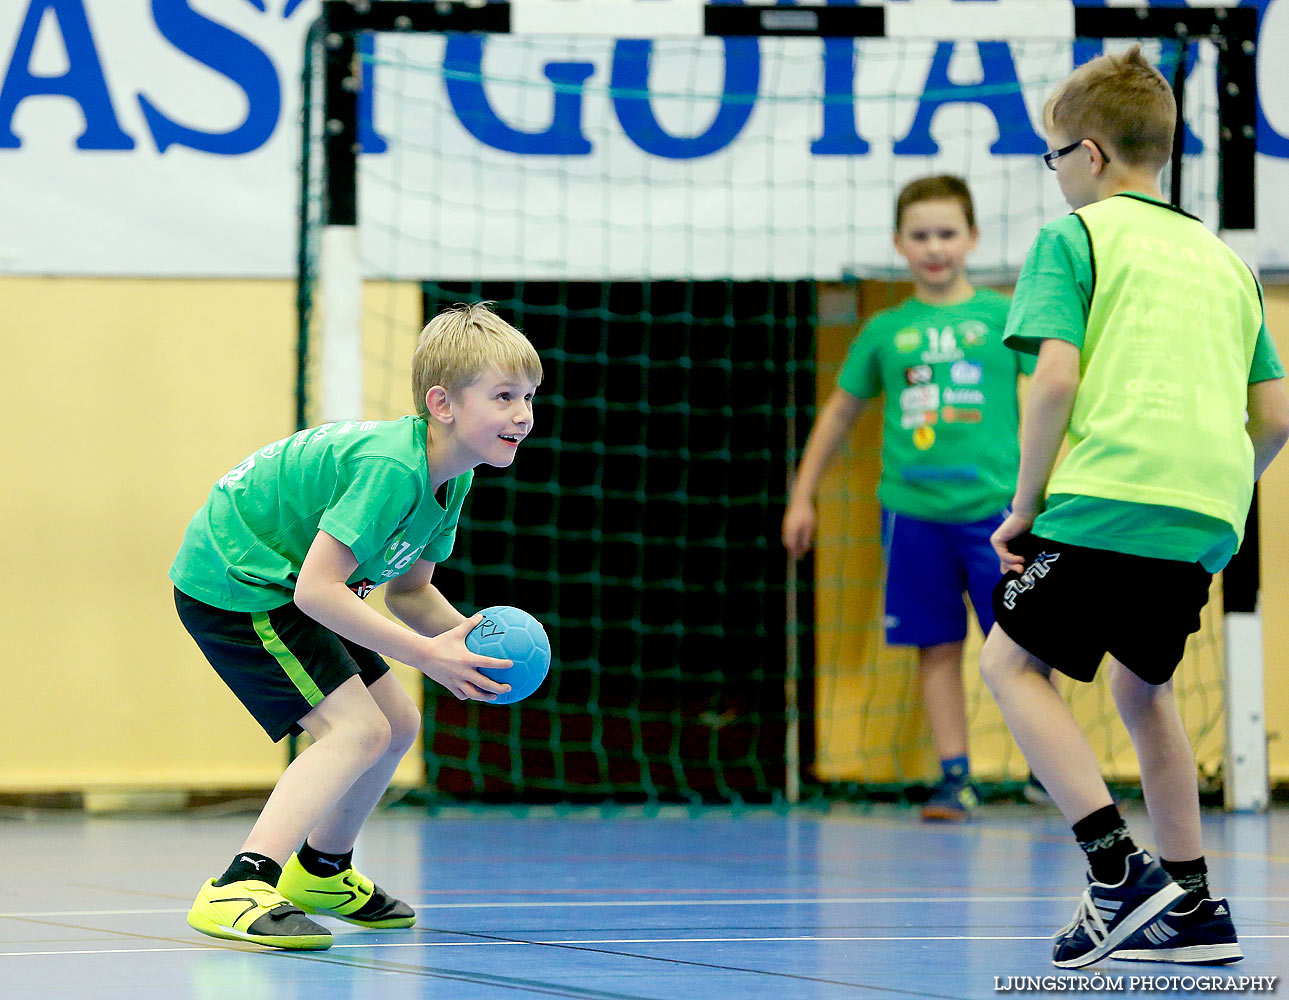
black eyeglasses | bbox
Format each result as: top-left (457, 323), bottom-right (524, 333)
top-left (1043, 139), bottom-right (1111, 171)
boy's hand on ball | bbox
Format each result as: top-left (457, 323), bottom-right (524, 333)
top-left (464, 606), bottom-right (552, 704)
top-left (419, 614), bottom-right (514, 701)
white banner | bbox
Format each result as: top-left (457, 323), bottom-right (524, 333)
top-left (1, 0), bottom-right (1286, 279)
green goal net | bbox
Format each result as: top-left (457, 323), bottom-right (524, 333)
top-left (299, 2), bottom-right (1258, 806)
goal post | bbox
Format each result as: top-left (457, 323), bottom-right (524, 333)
top-left (299, 0), bottom-right (1266, 809)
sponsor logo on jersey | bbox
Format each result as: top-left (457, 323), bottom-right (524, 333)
top-left (950, 359), bottom-right (983, 385)
top-left (901, 410), bottom-right (939, 429)
top-left (912, 426), bottom-right (936, 450)
top-left (894, 328), bottom-right (922, 353)
top-left (348, 579), bottom-right (378, 599)
top-left (959, 321), bottom-right (989, 347)
top-left (944, 387), bottom-right (985, 405)
top-left (943, 406), bottom-right (983, 423)
top-left (900, 384), bottom-right (939, 412)
top-left (904, 364), bottom-right (933, 385)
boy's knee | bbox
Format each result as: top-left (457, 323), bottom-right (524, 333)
top-left (338, 711), bottom-right (394, 764)
top-left (372, 681), bottom-right (421, 756)
top-left (978, 627), bottom-right (1040, 693)
top-left (385, 702), bottom-right (421, 756)
top-left (1109, 661), bottom-right (1170, 714)
top-left (977, 629), bottom-right (1010, 691)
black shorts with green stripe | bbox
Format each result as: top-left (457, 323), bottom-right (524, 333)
top-left (174, 588), bottom-right (390, 742)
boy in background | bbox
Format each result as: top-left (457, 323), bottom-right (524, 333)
top-left (783, 175), bottom-right (1033, 821)
top-left (981, 46), bottom-right (1289, 968)
top-left (171, 303), bottom-right (542, 950)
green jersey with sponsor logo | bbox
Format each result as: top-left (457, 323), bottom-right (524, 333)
top-left (837, 289), bottom-right (1033, 522)
top-left (170, 415), bottom-right (472, 611)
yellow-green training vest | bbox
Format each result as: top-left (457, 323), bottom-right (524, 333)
top-left (1049, 195), bottom-right (1263, 542)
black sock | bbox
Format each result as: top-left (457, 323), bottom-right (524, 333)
top-left (214, 852), bottom-right (282, 887)
top-left (1072, 804), bottom-right (1137, 885)
top-left (298, 841), bottom-right (354, 878)
top-left (1161, 856), bottom-right (1210, 909)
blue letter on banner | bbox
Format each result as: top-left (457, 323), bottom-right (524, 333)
top-left (138, 0), bottom-right (280, 155)
top-left (0, 0), bottom-right (134, 149)
top-left (812, 39), bottom-right (870, 155)
top-left (357, 32), bottom-right (387, 154)
top-left (893, 41), bottom-right (1044, 156)
top-left (611, 38), bottom-right (759, 160)
top-left (444, 35), bottom-right (593, 155)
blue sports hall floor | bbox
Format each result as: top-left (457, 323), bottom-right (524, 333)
top-left (3, 803), bottom-right (1286, 999)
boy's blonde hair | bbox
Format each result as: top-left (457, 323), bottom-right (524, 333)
top-left (1043, 44), bottom-right (1175, 169)
top-left (412, 302), bottom-right (543, 419)
top-left (894, 174), bottom-right (976, 231)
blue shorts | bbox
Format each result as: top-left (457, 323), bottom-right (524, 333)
top-left (880, 508), bottom-right (1006, 648)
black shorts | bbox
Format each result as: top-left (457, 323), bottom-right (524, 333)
top-left (991, 533), bottom-right (1212, 684)
top-left (174, 588), bottom-right (390, 742)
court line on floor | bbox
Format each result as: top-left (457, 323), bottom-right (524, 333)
top-left (5, 931), bottom-right (1288, 958)
top-left (269, 947), bottom-right (668, 1000)
top-left (336, 926), bottom-right (1281, 1000)
top-left (6, 893), bottom-right (1289, 918)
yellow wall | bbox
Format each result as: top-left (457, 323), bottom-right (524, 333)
top-left (813, 283), bottom-right (1289, 785)
top-left (0, 277), bottom-right (424, 792)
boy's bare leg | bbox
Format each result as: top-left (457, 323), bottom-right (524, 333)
top-left (918, 640), bottom-right (969, 761)
top-left (238, 675), bottom-right (394, 863)
top-left (1108, 661), bottom-right (1203, 861)
top-left (979, 626), bottom-right (1113, 823)
top-left (305, 672), bottom-right (421, 855)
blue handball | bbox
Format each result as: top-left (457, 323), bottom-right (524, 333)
top-left (464, 605), bottom-right (551, 705)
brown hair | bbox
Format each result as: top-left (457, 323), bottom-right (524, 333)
top-left (411, 302), bottom-right (543, 419)
top-left (894, 175), bottom-right (976, 231)
top-left (1043, 44), bottom-right (1175, 169)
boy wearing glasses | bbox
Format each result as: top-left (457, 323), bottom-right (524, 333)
top-left (979, 45), bottom-right (1289, 968)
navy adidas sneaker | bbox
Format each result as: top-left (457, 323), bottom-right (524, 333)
top-left (1111, 896), bottom-right (1243, 965)
top-left (1052, 850), bottom-right (1185, 969)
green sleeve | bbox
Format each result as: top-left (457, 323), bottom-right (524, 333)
top-left (1249, 280), bottom-right (1285, 383)
top-left (836, 321), bottom-right (883, 400)
top-left (1004, 214), bottom-right (1093, 356)
top-left (422, 470), bottom-right (474, 564)
top-left (318, 459), bottom-right (419, 564)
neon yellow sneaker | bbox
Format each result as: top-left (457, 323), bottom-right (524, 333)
top-left (187, 878), bottom-right (333, 950)
top-left (278, 853), bottom-right (416, 929)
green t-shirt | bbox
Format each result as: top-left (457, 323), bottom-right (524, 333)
top-left (1005, 194), bottom-right (1283, 571)
top-left (170, 416), bottom-right (473, 610)
top-left (837, 289), bottom-right (1034, 522)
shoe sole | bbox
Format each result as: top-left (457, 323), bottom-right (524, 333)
top-left (186, 909), bottom-right (333, 950)
top-left (287, 897), bottom-right (417, 929)
top-left (1112, 942), bottom-right (1243, 965)
top-left (1053, 882), bottom-right (1186, 970)
top-left (334, 913), bottom-right (417, 929)
top-left (920, 806), bottom-right (969, 822)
